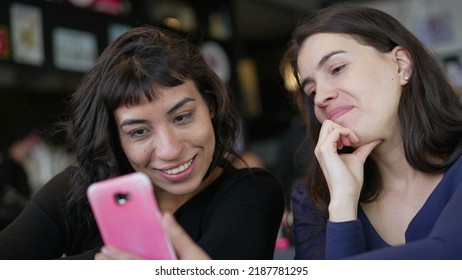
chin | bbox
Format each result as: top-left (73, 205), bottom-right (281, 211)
top-left (161, 185), bottom-right (192, 196)
top-left (175, 179), bottom-right (204, 196)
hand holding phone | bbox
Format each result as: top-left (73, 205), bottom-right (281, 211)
top-left (87, 172), bottom-right (176, 260)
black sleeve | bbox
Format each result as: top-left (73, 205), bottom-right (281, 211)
top-left (0, 169), bottom-right (70, 259)
top-left (198, 169), bottom-right (285, 260)
top-left (0, 201), bottom-right (66, 259)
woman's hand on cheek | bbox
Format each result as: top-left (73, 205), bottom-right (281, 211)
top-left (316, 120), bottom-right (360, 154)
top-left (95, 246), bottom-right (143, 260)
top-left (315, 120), bottom-right (360, 188)
top-left (315, 120), bottom-right (382, 221)
top-left (162, 212), bottom-right (211, 260)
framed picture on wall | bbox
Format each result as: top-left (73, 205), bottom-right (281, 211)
top-left (443, 54), bottom-right (462, 91)
top-left (0, 25), bottom-right (9, 60)
top-left (107, 23), bottom-right (132, 43)
top-left (201, 40), bottom-right (231, 83)
top-left (52, 27), bottom-right (98, 72)
top-left (413, 10), bottom-right (454, 48)
top-left (10, 3), bottom-right (44, 66)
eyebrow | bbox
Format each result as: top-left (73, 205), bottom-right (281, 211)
top-left (300, 50), bottom-right (346, 88)
top-left (119, 97), bottom-right (196, 128)
top-left (167, 97), bottom-right (195, 115)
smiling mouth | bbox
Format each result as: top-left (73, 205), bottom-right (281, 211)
top-left (327, 106), bottom-right (353, 122)
top-left (161, 158), bottom-right (193, 175)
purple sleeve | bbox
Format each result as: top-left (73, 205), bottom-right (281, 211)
top-left (291, 181), bottom-right (326, 259)
top-left (325, 220), bottom-right (366, 259)
top-left (292, 181), bottom-right (367, 260)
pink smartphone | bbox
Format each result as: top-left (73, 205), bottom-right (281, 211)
top-left (87, 172), bottom-right (176, 260)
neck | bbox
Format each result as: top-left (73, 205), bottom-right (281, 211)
top-left (371, 140), bottom-right (442, 192)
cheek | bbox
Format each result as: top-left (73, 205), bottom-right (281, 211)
top-left (208, 131), bottom-right (216, 153)
top-left (200, 124), bottom-right (216, 148)
top-left (199, 123), bottom-right (216, 157)
top-left (314, 107), bottom-right (326, 123)
top-left (194, 111), bottom-right (216, 144)
top-left (205, 133), bottom-right (216, 163)
top-left (121, 141), bottom-right (150, 165)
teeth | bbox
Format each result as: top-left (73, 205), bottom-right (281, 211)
top-left (163, 159), bottom-right (193, 175)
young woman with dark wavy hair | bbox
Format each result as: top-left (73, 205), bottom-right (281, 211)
top-left (0, 26), bottom-right (284, 260)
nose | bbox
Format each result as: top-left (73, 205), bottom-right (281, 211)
top-left (153, 127), bottom-right (184, 161)
top-left (313, 81), bottom-right (338, 107)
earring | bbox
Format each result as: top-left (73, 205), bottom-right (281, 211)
top-left (404, 76), bottom-right (409, 81)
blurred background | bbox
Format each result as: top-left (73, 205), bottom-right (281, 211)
top-left (0, 0), bottom-right (462, 251)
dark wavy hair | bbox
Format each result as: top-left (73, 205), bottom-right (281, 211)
top-left (281, 5), bottom-right (462, 216)
top-left (62, 25), bottom-right (241, 242)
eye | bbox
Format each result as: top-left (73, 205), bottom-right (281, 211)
top-left (309, 89), bottom-right (316, 98)
top-left (173, 112), bottom-right (193, 124)
top-left (128, 128), bottom-right (148, 138)
top-left (331, 64), bottom-right (346, 75)
top-left (304, 85), bottom-right (316, 100)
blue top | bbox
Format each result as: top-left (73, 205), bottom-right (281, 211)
top-left (291, 155), bottom-right (462, 259)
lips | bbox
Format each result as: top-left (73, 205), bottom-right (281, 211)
top-left (327, 106), bottom-right (353, 122)
top-left (160, 158), bottom-right (193, 175)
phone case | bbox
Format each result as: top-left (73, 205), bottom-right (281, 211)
top-left (87, 172), bottom-right (176, 260)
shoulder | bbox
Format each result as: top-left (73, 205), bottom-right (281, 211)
top-left (32, 167), bottom-right (75, 217)
top-left (220, 166), bottom-right (283, 193)
top-left (209, 166), bottom-right (284, 206)
top-left (34, 167), bottom-right (74, 199)
top-left (441, 155), bottom-right (462, 194)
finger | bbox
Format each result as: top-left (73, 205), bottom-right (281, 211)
top-left (320, 120), bottom-right (359, 147)
top-left (97, 246), bottom-right (142, 260)
top-left (317, 122), bottom-right (359, 155)
top-left (162, 212), bottom-right (210, 260)
top-left (94, 252), bottom-right (110, 260)
top-left (318, 120), bottom-right (342, 140)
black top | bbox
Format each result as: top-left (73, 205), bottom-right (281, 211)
top-left (0, 154), bottom-right (31, 198)
top-left (0, 165), bottom-right (284, 260)
top-left (0, 153), bottom-right (31, 230)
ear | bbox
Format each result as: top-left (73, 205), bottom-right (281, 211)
top-left (392, 46), bottom-right (412, 86)
top-left (209, 106), bottom-right (216, 119)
